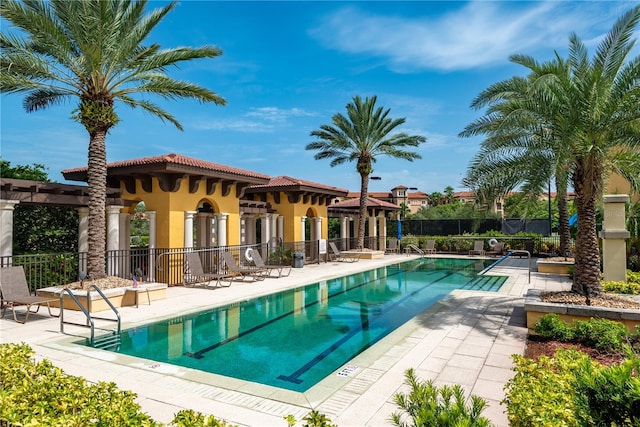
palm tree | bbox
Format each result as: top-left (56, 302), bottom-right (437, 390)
top-left (460, 57), bottom-right (574, 257)
top-left (462, 6), bottom-right (640, 294)
top-left (307, 95), bottom-right (425, 250)
top-left (1, 0), bottom-right (226, 280)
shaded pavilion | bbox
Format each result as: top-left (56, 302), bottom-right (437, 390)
top-left (328, 197), bottom-right (400, 251)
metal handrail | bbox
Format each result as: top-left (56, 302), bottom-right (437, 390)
top-left (59, 284), bottom-right (121, 346)
top-left (479, 250), bottom-right (531, 284)
top-left (404, 244), bottom-right (424, 257)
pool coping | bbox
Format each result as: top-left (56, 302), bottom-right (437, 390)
top-left (41, 255), bottom-right (516, 411)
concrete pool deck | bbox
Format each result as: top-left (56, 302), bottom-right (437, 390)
top-left (0, 254), bottom-right (571, 426)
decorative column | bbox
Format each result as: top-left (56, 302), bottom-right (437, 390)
top-left (300, 216), bottom-right (307, 242)
top-left (368, 211), bottom-right (377, 250)
top-left (599, 194), bottom-right (630, 282)
top-left (106, 205), bottom-right (123, 276)
top-left (340, 216), bottom-right (348, 249)
top-left (77, 207), bottom-right (89, 274)
top-left (277, 215), bottom-right (284, 243)
top-left (261, 213), bottom-right (271, 250)
top-left (147, 211), bottom-right (156, 281)
top-left (0, 200), bottom-right (19, 264)
top-left (119, 212), bottom-right (131, 277)
top-left (378, 214), bottom-right (387, 251)
top-left (313, 217), bottom-right (322, 241)
top-left (215, 213), bottom-right (228, 247)
top-left (184, 211), bottom-right (197, 249)
top-left (197, 213), bottom-right (212, 248)
top-left (244, 214), bottom-right (257, 245)
top-left (270, 214), bottom-right (279, 249)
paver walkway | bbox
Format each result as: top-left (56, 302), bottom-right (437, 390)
top-left (0, 254), bottom-right (571, 426)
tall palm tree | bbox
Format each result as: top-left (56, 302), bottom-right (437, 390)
top-left (307, 95), bottom-right (425, 250)
top-left (462, 6), bottom-right (640, 294)
top-left (1, 0), bottom-right (226, 280)
top-left (460, 57), bottom-right (574, 257)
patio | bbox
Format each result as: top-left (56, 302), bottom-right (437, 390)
top-left (0, 253), bottom-right (571, 427)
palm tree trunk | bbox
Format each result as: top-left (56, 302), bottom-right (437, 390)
top-left (572, 162), bottom-right (602, 295)
top-left (555, 176), bottom-right (571, 256)
top-left (86, 130), bottom-right (108, 280)
top-left (357, 172), bottom-right (369, 250)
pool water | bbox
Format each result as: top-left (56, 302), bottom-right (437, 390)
top-left (81, 258), bottom-right (506, 392)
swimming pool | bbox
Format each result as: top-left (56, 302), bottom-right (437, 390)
top-left (79, 258), bottom-right (506, 392)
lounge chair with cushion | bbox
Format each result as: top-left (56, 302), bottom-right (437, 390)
top-left (249, 249), bottom-right (291, 278)
top-left (0, 266), bottom-right (59, 323)
top-left (328, 242), bottom-right (358, 263)
top-left (184, 252), bottom-right (231, 288)
top-left (386, 238), bottom-right (399, 254)
top-left (423, 240), bottom-right (436, 254)
top-left (469, 240), bottom-right (485, 256)
top-left (221, 251), bottom-right (267, 281)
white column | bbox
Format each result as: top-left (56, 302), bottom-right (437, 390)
top-left (314, 217), bottom-right (323, 240)
top-left (270, 213), bottom-right (278, 244)
top-left (0, 200), bottom-right (19, 264)
top-left (147, 211), bottom-right (156, 281)
top-left (300, 216), bottom-right (307, 241)
top-left (197, 213), bottom-right (210, 248)
top-left (77, 207), bottom-right (89, 274)
top-left (277, 215), bottom-right (284, 242)
top-left (368, 212), bottom-right (377, 249)
top-left (184, 210), bottom-right (197, 248)
top-left (261, 213), bottom-right (271, 249)
top-left (215, 213), bottom-right (228, 247)
top-left (244, 214), bottom-right (257, 245)
top-left (106, 205), bottom-right (123, 276)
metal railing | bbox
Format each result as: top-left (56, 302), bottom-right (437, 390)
top-left (59, 284), bottom-right (121, 347)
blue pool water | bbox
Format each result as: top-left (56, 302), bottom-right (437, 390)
top-left (80, 258), bottom-right (506, 392)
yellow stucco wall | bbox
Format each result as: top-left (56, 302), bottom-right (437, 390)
top-left (121, 177), bottom-right (242, 248)
top-left (267, 193), bottom-right (329, 242)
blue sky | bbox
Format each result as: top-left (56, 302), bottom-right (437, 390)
top-left (1, 1), bottom-right (637, 194)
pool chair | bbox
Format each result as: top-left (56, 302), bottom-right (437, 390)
top-left (328, 242), bottom-right (359, 263)
top-left (0, 266), bottom-right (59, 323)
top-left (386, 237), bottom-right (399, 254)
top-left (184, 252), bottom-right (231, 288)
top-left (423, 240), bottom-right (436, 255)
top-left (486, 242), bottom-right (505, 257)
top-left (469, 240), bottom-right (485, 256)
top-left (249, 249), bottom-right (291, 278)
top-left (221, 251), bottom-right (267, 281)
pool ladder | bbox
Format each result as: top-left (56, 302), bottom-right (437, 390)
top-left (404, 244), bottom-right (425, 257)
top-left (59, 284), bottom-right (122, 350)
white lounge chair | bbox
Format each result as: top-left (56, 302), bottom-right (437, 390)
top-left (328, 242), bottom-right (358, 263)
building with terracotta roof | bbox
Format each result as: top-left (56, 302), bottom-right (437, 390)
top-left (341, 185), bottom-right (429, 217)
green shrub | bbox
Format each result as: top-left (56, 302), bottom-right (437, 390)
top-left (603, 270), bottom-right (640, 294)
top-left (628, 254), bottom-right (639, 272)
top-left (573, 318), bottom-right (629, 352)
top-left (389, 368), bottom-right (493, 427)
top-left (504, 350), bottom-right (588, 427)
top-left (534, 313), bottom-right (574, 341)
top-left (574, 353), bottom-right (640, 427)
top-left (0, 342), bottom-right (162, 426)
top-left (170, 410), bottom-right (237, 427)
top-left (534, 314), bottom-right (632, 352)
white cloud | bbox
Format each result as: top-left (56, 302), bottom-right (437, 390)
top-left (310, 1), bottom-right (633, 72)
top-left (192, 106), bottom-right (316, 133)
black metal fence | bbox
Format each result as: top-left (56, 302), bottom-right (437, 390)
top-left (1, 233), bottom-right (566, 293)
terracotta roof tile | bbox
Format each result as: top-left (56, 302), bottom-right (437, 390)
top-left (331, 197), bottom-right (400, 210)
top-left (249, 176), bottom-right (348, 194)
top-left (62, 153), bottom-right (271, 180)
